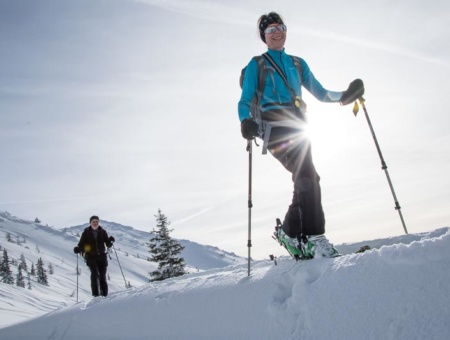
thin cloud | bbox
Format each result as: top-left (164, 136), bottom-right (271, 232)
top-left (291, 27), bottom-right (450, 69)
top-left (0, 195), bottom-right (104, 205)
top-left (171, 206), bottom-right (216, 227)
top-left (133, 0), bottom-right (252, 25)
top-left (134, 0), bottom-right (449, 69)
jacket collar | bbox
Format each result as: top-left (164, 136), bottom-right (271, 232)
top-left (88, 225), bottom-right (103, 232)
top-left (266, 48), bottom-right (286, 59)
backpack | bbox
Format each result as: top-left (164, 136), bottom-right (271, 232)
top-left (239, 54), bottom-right (305, 125)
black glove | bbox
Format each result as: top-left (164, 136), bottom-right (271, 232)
top-left (240, 119), bottom-right (259, 140)
top-left (73, 246), bottom-right (80, 254)
top-left (109, 236), bottom-right (115, 243)
top-left (340, 79), bottom-right (364, 105)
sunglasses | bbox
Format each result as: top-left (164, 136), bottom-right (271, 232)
top-left (264, 24), bottom-right (287, 34)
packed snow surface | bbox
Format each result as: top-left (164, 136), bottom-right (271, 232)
top-left (1, 212), bottom-right (449, 339)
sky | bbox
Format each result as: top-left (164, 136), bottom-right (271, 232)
top-left (1, 0), bottom-right (449, 260)
top-left (1, 221), bottom-right (449, 338)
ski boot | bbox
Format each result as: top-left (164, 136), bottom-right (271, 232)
top-left (273, 218), bottom-right (306, 260)
top-left (301, 234), bottom-right (340, 258)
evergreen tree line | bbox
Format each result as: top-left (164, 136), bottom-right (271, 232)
top-left (0, 248), bottom-right (51, 288)
top-left (147, 210), bottom-right (186, 282)
top-left (5, 232), bottom-right (26, 246)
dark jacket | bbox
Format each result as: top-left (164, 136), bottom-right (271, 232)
top-left (77, 226), bottom-right (112, 259)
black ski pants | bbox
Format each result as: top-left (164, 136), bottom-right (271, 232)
top-left (86, 253), bottom-right (108, 297)
top-left (263, 109), bottom-right (325, 238)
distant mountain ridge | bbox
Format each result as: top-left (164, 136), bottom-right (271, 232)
top-left (62, 219), bottom-right (246, 270)
top-left (0, 211), bottom-right (246, 327)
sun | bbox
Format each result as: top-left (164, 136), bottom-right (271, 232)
top-left (302, 105), bottom-right (353, 165)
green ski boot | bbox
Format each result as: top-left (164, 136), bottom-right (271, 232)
top-left (273, 219), bottom-right (304, 260)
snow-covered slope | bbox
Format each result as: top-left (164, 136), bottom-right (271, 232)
top-left (64, 220), bottom-right (244, 271)
top-left (0, 211), bottom-right (245, 327)
top-left (1, 211), bottom-right (449, 339)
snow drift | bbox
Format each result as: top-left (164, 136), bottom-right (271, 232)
top-left (1, 227), bottom-right (449, 340)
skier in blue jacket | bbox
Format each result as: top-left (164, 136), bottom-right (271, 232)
top-left (238, 12), bottom-right (364, 258)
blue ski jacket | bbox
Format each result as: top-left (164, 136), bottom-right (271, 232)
top-left (238, 48), bottom-right (343, 122)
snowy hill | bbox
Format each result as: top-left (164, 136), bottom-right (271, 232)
top-left (63, 220), bottom-right (246, 271)
top-left (1, 212), bottom-right (449, 339)
top-left (0, 211), bottom-right (245, 328)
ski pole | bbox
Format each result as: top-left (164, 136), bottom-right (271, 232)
top-left (246, 139), bottom-right (253, 276)
top-left (76, 253), bottom-right (79, 303)
top-left (112, 243), bottom-right (128, 288)
top-left (356, 97), bottom-right (408, 234)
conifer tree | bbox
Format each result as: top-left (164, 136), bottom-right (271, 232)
top-left (0, 249), bottom-right (14, 284)
top-left (36, 258), bottom-right (48, 286)
top-left (148, 209), bottom-right (186, 282)
top-left (30, 263), bottom-right (36, 276)
top-left (16, 267), bottom-right (25, 288)
top-left (19, 253), bottom-right (28, 272)
top-left (27, 272), bottom-right (32, 290)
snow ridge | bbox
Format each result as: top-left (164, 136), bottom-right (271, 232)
top-left (1, 211), bottom-right (449, 339)
top-left (0, 211), bottom-right (245, 328)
